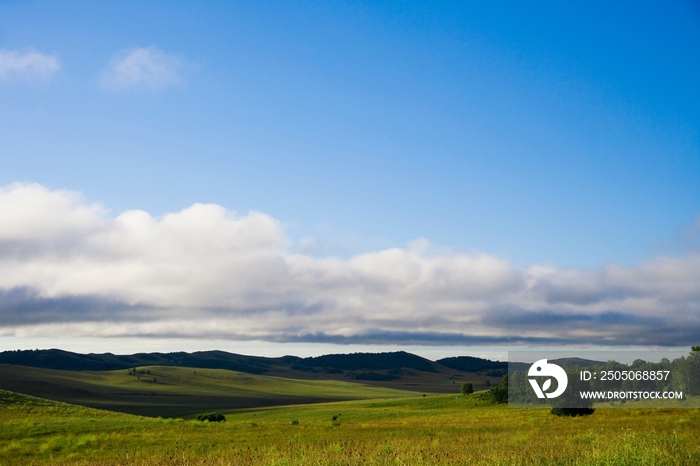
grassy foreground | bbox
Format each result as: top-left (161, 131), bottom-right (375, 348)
top-left (1, 389), bottom-right (699, 465)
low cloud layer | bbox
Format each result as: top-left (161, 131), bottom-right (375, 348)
top-left (1, 183), bottom-right (699, 346)
top-left (0, 49), bottom-right (60, 81)
top-left (99, 47), bottom-right (182, 92)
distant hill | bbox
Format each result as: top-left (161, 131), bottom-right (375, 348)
top-left (296, 351), bottom-right (439, 373)
top-left (0, 348), bottom-right (509, 394)
top-left (550, 357), bottom-right (604, 368)
top-left (0, 349), bottom-right (479, 374)
top-left (0, 363), bottom-right (416, 418)
top-left (504, 357), bottom-right (605, 375)
top-left (436, 356), bottom-right (507, 376)
top-left (0, 348), bottom-right (275, 374)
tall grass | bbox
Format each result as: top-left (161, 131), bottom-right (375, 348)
top-left (1, 390), bottom-right (698, 465)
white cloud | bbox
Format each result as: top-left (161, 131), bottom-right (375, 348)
top-left (0, 183), bottom-right (699, 347)
top-left (0, 49), bottom-right (60, 81)
top-left (99, 47), bottom-right (182, 92)
top-left (0, 183), bottom-right (105, 242)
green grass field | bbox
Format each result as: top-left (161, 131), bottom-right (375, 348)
top-left (0, 364), bottom-right (419, 418)
top-left (2, 388), bottom-right (699, 465)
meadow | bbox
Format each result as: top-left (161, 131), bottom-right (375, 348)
top-left (2, 388), bottom-right (699, 465)
top-left (0, 364), bottom-right (417, 418)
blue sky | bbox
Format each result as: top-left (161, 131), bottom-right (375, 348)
top-left (0, 1), bottom-right (698, 355)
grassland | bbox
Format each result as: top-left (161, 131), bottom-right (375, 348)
top-left (0, 349), bottom-right (503, 394)
top-left (0, 364), bottom-right (417, 418)
top-left (1, 388), bottom-right (699, 465)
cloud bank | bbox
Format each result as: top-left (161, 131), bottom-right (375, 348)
top-left (0, 49), bottom-right (60, 81)
top-left (99, 47), bottom-right (182, 92)
top-left (1, 183), bottom-right (699, 346)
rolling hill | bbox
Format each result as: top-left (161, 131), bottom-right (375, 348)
top-left (0, 349), bottom-right (507, 393)
top-left (0, 363), bottom-right (417, 418)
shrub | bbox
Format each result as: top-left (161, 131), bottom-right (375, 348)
top-left (460, 383), bottom-right (473, 395)
top-left (550, 407), bottom-right (595, 417)
top-left (195, 412), bottom-right (226, 422)
top-left (489, 375), bottom-right (508, 404)
top-left (291, 419), bottom-right (299, 425)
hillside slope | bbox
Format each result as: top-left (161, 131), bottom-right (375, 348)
top-left (0, 349), bottom-right (506, 393)
top-left (0, 363), bottom-right (417, 418)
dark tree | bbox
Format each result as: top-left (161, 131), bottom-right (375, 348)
top-left (489, 375), bottom-right (508, 404)
top-left (195, 412), bottom-right (226, 422)
top-left (460, 383), bottom-right (474, 395)
top-left (550, 407), bottom-right (595, 417)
